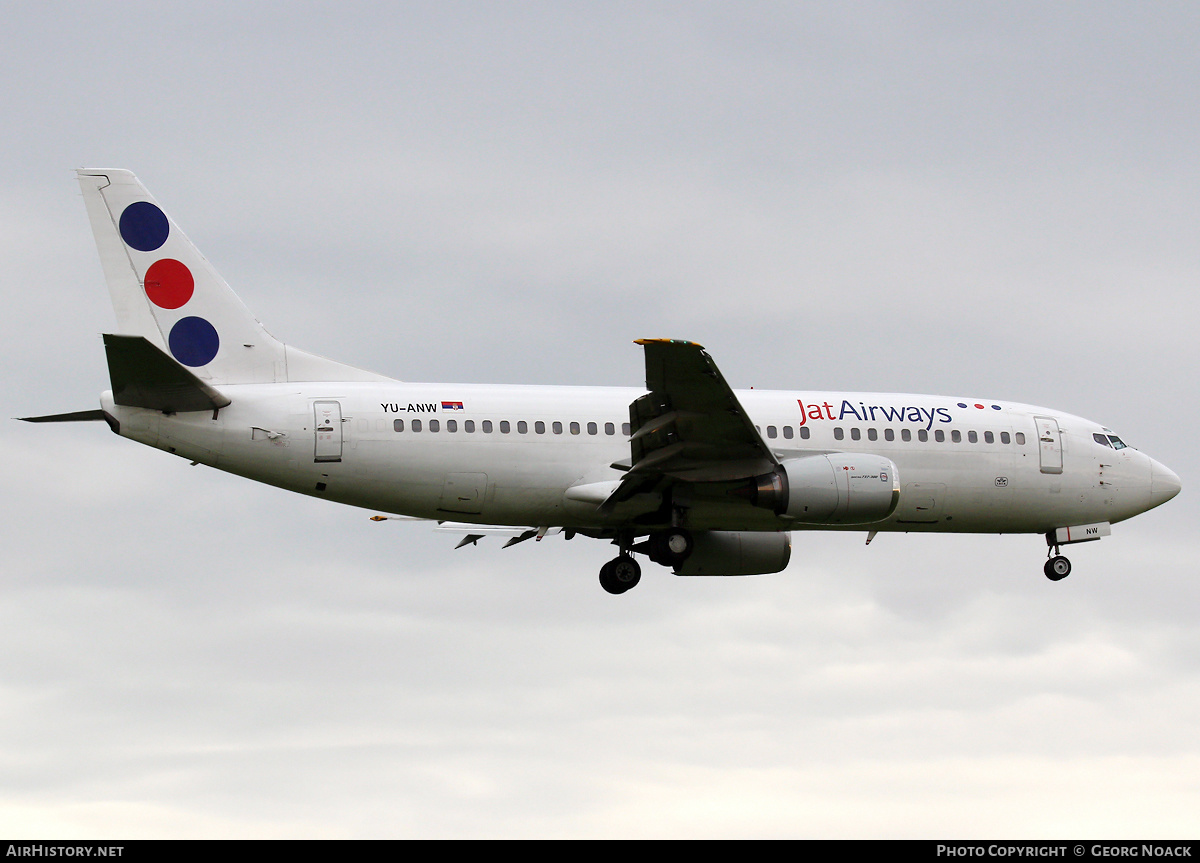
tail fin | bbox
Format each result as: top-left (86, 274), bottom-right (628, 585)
top-left (77, 169), bottom-right (393, 385)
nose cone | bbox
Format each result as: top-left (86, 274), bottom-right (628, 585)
top-left (1150, 458), bottom-right (1182, 509)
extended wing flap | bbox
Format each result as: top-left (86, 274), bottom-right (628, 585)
top-left (627, 339), bottom-right (776, 482)
top-left (435, 523), bottom-right (563, 547)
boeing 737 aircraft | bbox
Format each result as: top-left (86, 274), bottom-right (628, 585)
top-left (21, 170), bottom-right (1181, 593)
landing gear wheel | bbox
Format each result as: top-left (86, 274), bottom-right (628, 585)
top-left (1044, 555), bottom-right (1072, 581)
top-left (599, 560), bottom-right (619, 594)
top-left (599, 555), bottom-right (642, 594)
top-left (648, 528), bottom-right (694, 566)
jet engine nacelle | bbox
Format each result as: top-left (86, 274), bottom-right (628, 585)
top-left (673, 530), bottom-right (792, 576)
top-left (752, 453), bottom-right (900, 525)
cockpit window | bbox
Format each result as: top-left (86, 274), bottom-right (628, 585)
top-left (1107, 435), bottom-right (1127, 450)
top-left (1093, 433), bottom-right (1112, 447)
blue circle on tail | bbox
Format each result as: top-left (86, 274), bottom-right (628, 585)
top-left (119, 201), bottom-right (169, 251)
top-left (168, 316), bottom-right (219, 366)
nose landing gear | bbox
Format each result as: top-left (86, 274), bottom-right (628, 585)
top-left (1044, 554), bottom-right (1072, 581)
top-left (1044, 530), bottom-right (1072, 581)
top-left (1042, 523), bottom-right (1111, 581)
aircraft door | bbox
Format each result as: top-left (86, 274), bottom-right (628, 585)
top-left (314, 400), bottom-right (343, 463)
top-left (1035, 416), bottom-right (1062, 475)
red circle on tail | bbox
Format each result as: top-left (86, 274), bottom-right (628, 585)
top-left (144, 259), bottom-right (195, 309)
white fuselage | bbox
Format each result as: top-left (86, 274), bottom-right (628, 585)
top-left (99, 383), bottom-right (1176, 536)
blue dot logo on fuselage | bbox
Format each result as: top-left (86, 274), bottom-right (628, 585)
top-left (119, 201), bottom-right (170, 252)
top-left (168, 316), bottom-right (220, 366)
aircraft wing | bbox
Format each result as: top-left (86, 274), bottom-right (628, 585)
top-left (606, 340), bottom-right (777, 507)
top-left (435, 522), bottom-right (563, 548)
top-left (370, 517), bottom-right (563, 549)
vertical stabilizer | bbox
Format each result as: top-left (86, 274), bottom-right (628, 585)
top-left (77, 169), bottom-right (393, 384)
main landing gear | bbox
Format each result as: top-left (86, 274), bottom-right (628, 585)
top-left (597, 528), bottom-right (694, 594)
top-left (599, 554), bottom-right (641, 594)
top-left (645, 528), bottom-right (693, 567)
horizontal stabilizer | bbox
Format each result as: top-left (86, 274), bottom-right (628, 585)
top-left (104, 334), bottom-right (231, 413)
top-left (17, 409), bottom-right (108, 423)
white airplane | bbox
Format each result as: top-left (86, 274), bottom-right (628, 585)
top-left (22, 170), bottom-right (1181, 594)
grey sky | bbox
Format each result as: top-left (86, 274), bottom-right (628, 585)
top-left (2, 2), bottom-right (1197, 838)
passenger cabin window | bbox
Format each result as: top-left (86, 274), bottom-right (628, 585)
top-left (901, 429), bottom-right (912, 442)
top-left (412, 419), bottom-right (422, 432)
top-left (552, 421), bottom-right (562, 434)
top-left (967, 430), bottom-right (977, 443)
top-left (464, 420), bottom-right (474, 433)
top-left (783, 426), bottom-right (794, 440)
top-left (499, 420), bottom-right (510, 434)
top-left (394, 419), bottom-right (404, 432)
top-left (535, 421), bottom-right (545, 434)
top-left (517, 421), bottom-right (528, 434)
top-left (605, 422), bottom-right (615, 435)
top-left (950, 430), bottom-right (961, 443)
top-left (622, 423), bottom-right (631, 436)
top-left (918, 430), bottom-right (928, 442)
top-left (446, 419), bottom-right (457, 432)
top-left (884, 429), bottom-right (894, 442)
top-left (868, 428), bottom-right (878, 441)
top-left (934, 430), bottom-right (945, 442)
top-left (429, 419), bottom-right (440, 432)
top-left (850, 428), bottom-right (861, 441)
top-left (767, 425), bottom-right (777, 439)
top-left (1000, 431), bottom-right (1010, 444)
top-left (984, 431), bottom-right (994, 444)
top-left (799, 427), bottom-right (810, 440)
top-left (1015, 432), bottom-right (1026, 445)
top-left (482, 420), bottom-right (493, 433)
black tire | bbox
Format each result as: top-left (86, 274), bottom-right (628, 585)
top-left (1044, 555), bottom-right (1072, 581)
top-left (598, 560), bottom-right (622, 594)
top-left (599, 557), bottom-right (641, 594)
